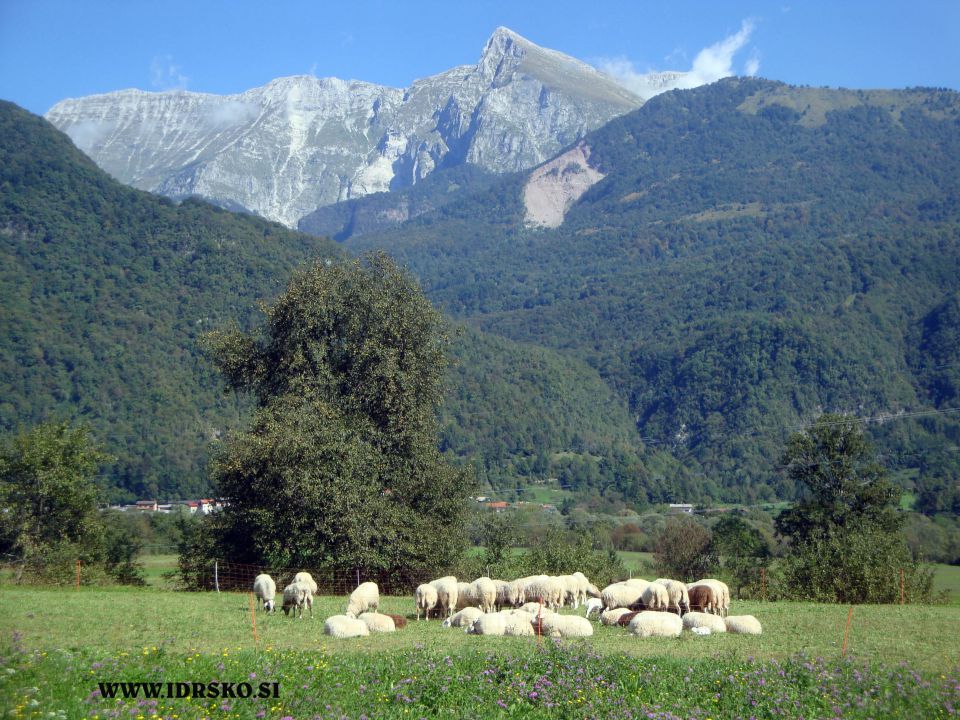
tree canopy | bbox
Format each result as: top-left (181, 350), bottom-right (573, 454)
top-left (196, 253), bottom-right (472, 576)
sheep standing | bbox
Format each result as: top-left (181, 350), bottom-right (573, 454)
top-left (584, 597), bottom-right (604, 619)
top-left (601, 582), bottom-right (644, 611)
top-left (725, 615), bottom-right (762, 634)
top-left (324, 615), bottom-right (369, 638)
top-left (346, 582), bottom-right (379, 618)
top-left (429, 576), bottom-right (459, 618)
top-left (635, 582), bottom-right (670, 612)
top-left (415, 583), bottom-right (438, 621)
top-left (627, 611), bottom-right (683, 638)
top-left (293, 571), bottom-right (318, 595)
top-left (655, 578), bottom-right (690, 615)
top-left (493, 579), bottom-right (520, 610)
top-left (687, 584), bottom-right (720, 615)
top-left (467, 577), bottom-right (497, 613)
top-left (252, 573), bottom-right (276, 612)
top-left (282, 582), bottom-right (313, 619)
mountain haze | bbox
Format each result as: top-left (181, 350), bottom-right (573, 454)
top-left (45, 28), bottom-right (643, 228)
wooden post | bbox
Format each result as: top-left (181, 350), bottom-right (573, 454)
top-left (249, 593), bottom-right (260, 648)
top-left (841, 606), bottom-right (854, 658)
top-left (75, 560), bottom-right (81, 591)
top-left (356, 568), bottom-right (360, 589)
top-left (900, 568), bottom-right (905, 605)
top-left (214, 561), bottom-right (220, 594)
top-left (760, 567), bottom-right (766, 601)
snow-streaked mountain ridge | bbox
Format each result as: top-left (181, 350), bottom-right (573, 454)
top-left (46, 27), bottom-right (651, 227)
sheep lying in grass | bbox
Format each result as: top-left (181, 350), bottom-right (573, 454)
top-left (253, 573), bottom-right (276, 613)
top-left (415, 583), bottom-right (438, 621)
top-left (346, 582), bottom-right (379, 618)
top-left (383, 613), bottom-right (407, 629)
top-left (628, 611), bottom-right (683, 638)
top-left (682, 611), bottom-right (726, 634)
top-left (467, 613), bottom-right (507, 636)
top-left (535, 613), bottom-right (594, 638)
top-left (282, 582), bottom-right (313, 619)
top-left (601, 608), bottom-right (633, 626)
top-left (616, 611), bottom-right (640, 626)
top-left (725, 615), bottom-right (762, 634)
top-left (358, 612), bottom-right (395, 633)
top-left (518, 602), bottom-right (552, 617)
top-left (324, 615), bottom-right (369, 638)
top-left (442, 607), bottom-right (483, 629)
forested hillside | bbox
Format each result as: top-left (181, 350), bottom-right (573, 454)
top-left (0, 101), bottom-right (653, 503)
top-left (348, 78), bottom-right (960, 501)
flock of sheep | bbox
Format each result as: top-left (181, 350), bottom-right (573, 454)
top-left (252, 571), bottom-right (762, 640)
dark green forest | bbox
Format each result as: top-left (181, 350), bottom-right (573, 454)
top-left (348, 78), bottom-right (960, 503)
top-left (0, 101), bottom-right (650, 503)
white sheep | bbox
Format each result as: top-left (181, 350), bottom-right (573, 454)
top-left (429, 576), bottom-right (459, 618)
top-left (442, 607), bottom-right (483, 629)
top-left (584, 597), bottom-right (604, 619)
top-left (518, 601), bottom-right (552, 617)
top-left (600, 608), bottom-right (633, 626)
top-left (628, 611), bottom-right (683, 638)
top-left (682, 611), bottom-right (726, 633)
top-left (345, 581), bottom-right (379, 618)
top-left (467, 577), bottom-right (497, 613)
top-left (293, 571), bottom-right (318, 595)
top-left (640, 582), bottom-right (670, 612)
top-left (252, 573), bottom-right (276, 612)
top-left (415, 583), bottom-right (439, 621)
top-left (536, 613), bottom-right (594, 638)
top-left (601, 582), bottom-right (644, 610)
top-left (690, 579), bottom-right (730, 616)
top-left (493, 579), bottom-right (521, 610)
top-left (323, 614), bottom-right (370, 638)
top-left (282, 581), bottom-right (313, 619)
top-left (467, 612), bottom-right (506, 635)
top-left (725, 615), bottom-right (762, 634)
top-left (654, 578), bottom-right (690, 615)
top-left (453, 581), bottom-right (473, 610)
top-left (358, 612), bottom-right (396, 633)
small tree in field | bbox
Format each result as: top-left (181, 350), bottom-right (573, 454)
top-left (653, 515), bottom-right (717, 581)
top-left (193, 253), bottom-right (472, 579)
top-left (711, 515), bottom-right (770, 599)
top-left (776, 414), bottom-right (933, 603)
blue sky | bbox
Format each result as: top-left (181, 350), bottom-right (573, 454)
top-left (1, 0), bottom-right (958, 116)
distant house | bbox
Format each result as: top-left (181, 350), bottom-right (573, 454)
top-left (135, 500), bottom-right (158, 512)
top-left (668, 503), bottom-right (694, 514)
top-left (486, 501), bottom-right (510, 511)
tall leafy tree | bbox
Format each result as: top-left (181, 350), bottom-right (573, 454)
top-left (776, 414), bottom-right (932, 603)
top-left (199, 253), bottom-right (472, 575)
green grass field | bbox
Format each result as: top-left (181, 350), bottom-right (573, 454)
top-left (1, 587), bottom-right (958, 719)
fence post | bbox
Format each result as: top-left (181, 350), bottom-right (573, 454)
top-left (214, 560), bottom-right (220, 594)
top-left (356, 567), bottom-right (360, 589)
top-left (760, 567), bottom-right (766, 601)
top-left (75, 559), bottom-right (81, 591)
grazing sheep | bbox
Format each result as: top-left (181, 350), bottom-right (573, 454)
top-left (415, 583), bottom-right (439, 621)
top-left (467, 613), bottom-right (506, 636)
top-left (687, 583), bottom-right (720, 615)
top-left (453, 581), bottom-right (473, 610)
top-left (282, 582), bottom-right (313, 619)
top-left (584, 597), bottom-right (604, 619)
top-left (655, 578), bottom-right (691, 615)
top-left (503, 614), bottom-right (536, 637)
top-left (601, 582), bottom-right (644, 611)
top-left (682, 611), bottom-right (726, 633)
top-left (556, 575), bottom-right (581, 608)
top-left (522, 576), bottom-right (563, 609)
top-left (323, 614), bottom-right (369, 638)
top-left (616, 611), bottom-right (641, 626)
top-left (358, 612), bottom-right (396, 633)
top-left (571, 572), bottom-right (594, 606)
top-left (600, 608), bottom-right (633, 626)
top-left (383, 613), bottom-right (408, 629)
top-left (725, 615), bottom-right (762, 635)
top-left (493, 579), bottom-right (521, 610)
top-left (518, 601), bottom-right (551, 616)
top-left (430, 576), bottom-right (459, 618)
top-left (468, 577), bottom-right (498, 613)
top-left (442, 607), bottom-right (483, 629)
top-left (536, 614), bottom-right (594, 638)
top-left (628, 611), bottom-right (683, 638)
top-left (346, 582), bottom-right (379, 618)
top-left (634, 582), bottom-right (670, 613)
top-left (689, 580), bottom-right (730, 616)
top-left (293, 571), bottom-right (318, 595)
top-left (586, 583), bottom-right (602, 598)
top-left (252, 573), bottom-right (276, 612)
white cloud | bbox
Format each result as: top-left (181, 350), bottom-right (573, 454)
top-left (150, 55), bottom-right (190, 91)
top-left (207, 100), bottom-right (259, 128)
top-left (596, 19), bottom-right (758, 100)
top-left (745, 51), bottom-right (761, 77)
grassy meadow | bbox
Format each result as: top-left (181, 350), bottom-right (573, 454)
top-left (1, 586), bottom-right (958, 719)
